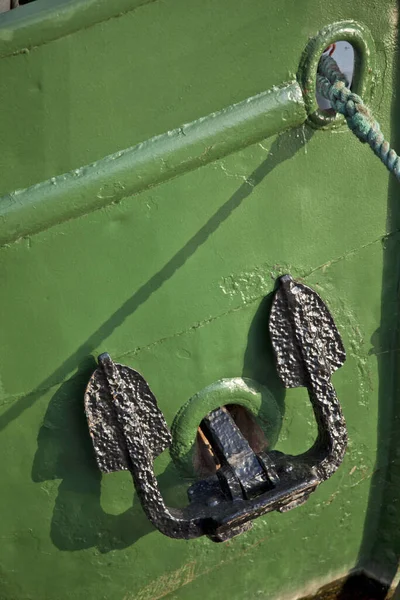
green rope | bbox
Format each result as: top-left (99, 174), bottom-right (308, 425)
top-left (317, 54), bottom-right (400, 181)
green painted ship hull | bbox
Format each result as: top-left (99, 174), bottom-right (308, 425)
top-left (1, 1), bottom-right (400, 598)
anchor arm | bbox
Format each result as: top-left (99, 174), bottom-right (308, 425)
top-left (269, 275), bottom-right (347, 480)
top-left (306, 380), bottom-right (348, 480)
top-left (86, 353), bottom-right (204, 539)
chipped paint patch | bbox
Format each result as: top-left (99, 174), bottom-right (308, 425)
top-left (220, 261), bottom-right (299, 303)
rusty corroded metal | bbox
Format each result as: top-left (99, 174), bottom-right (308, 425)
top-left (84, 275), bottom-right (347, 541)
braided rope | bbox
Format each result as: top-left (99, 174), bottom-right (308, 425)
top-left (317, 54), bottom-right (400, 181)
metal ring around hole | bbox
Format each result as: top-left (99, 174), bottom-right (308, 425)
top-left (170, 377), bottom-right (282, 478)
top-left (298, 20), bottom-right (376, 129)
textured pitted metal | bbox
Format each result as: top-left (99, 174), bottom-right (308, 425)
top-left (201, 407), bottom-right (269, 499)
top-left (84, 275), bottom-right (347, 540)
top-left (85, 353), bottom-right (203, 540)
top-left (269, 275), bottom-right (347, 480)
top-left (85, 353), bottom-right (171, 472)
top-left (269, 275), bottom-right (345, 388)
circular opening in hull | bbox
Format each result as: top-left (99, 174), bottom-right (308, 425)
top-left (316, 41), bottom-right (355, 113)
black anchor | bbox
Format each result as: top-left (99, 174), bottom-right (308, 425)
top-left (84, 275), bottom-right (347, 542)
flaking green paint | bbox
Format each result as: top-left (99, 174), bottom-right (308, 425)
top-left (0, 0), bottom-right (400, 599)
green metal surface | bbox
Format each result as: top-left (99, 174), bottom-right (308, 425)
top-left (0, 0), bottom-right (400, 599)
top-left (0, 80), bottom-right (306, 246)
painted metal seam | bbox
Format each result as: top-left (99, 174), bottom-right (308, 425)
top-left (0, 80), bottom-right (306, 247)
top-left (0, 0), bottom-right (155, 59)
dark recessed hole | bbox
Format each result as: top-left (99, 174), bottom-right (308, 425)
top-left (193, 405), bottom-right (268, 477)
top-left (316, 41), bottom-right (355, 113)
